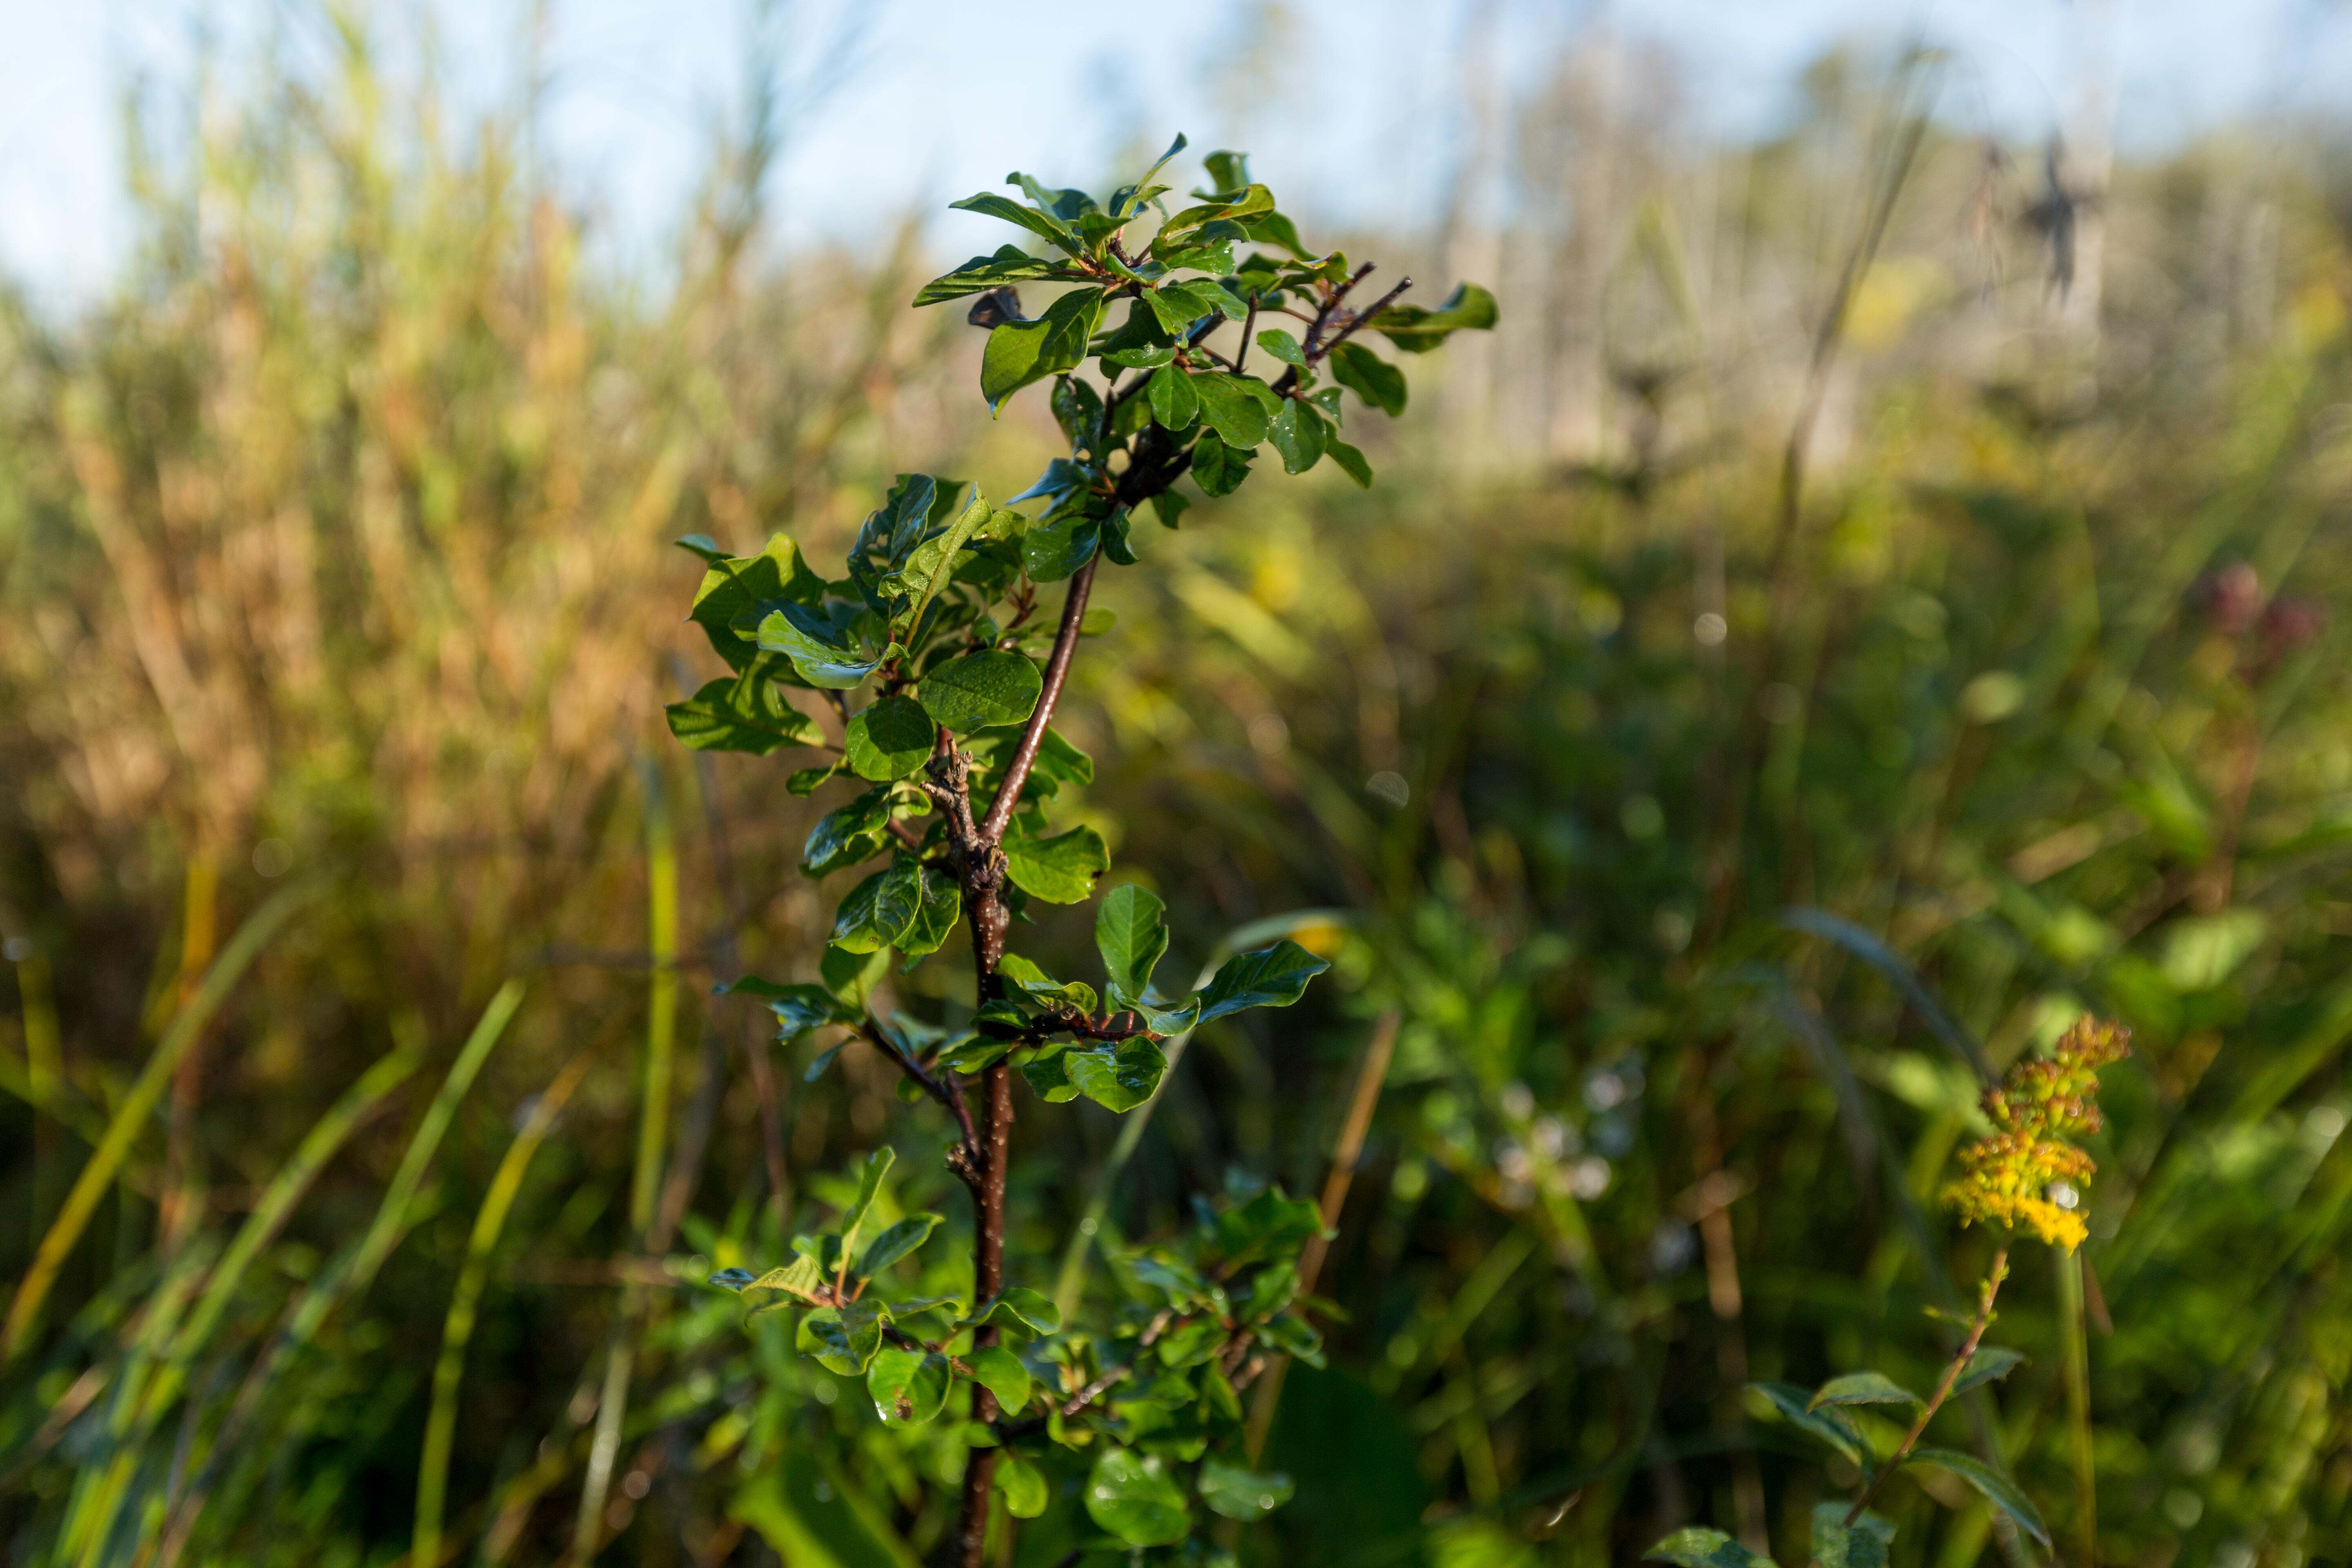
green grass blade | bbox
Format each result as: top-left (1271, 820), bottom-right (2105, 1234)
top-left (4, 880), bottom-right (325, 1365)
top-left (413, 1051), bottom-right (593, 1568)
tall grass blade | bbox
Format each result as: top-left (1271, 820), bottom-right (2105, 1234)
top-left (5, 880), bottom-right (325, 1364)
top-left (413, 1052), bottom-right (595, 1568)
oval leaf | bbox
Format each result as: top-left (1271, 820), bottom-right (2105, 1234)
top-left (919, 651), bottom-right (1043, 734)
top-left (666, 676), bottom-right (821, 755)
top-left (1085, 1447), bottom-right (1189, 1547)
top-left (967, 1345), bottom-right (1033, 1414)
top-left (854, 1212), bottom-right (942, 1279)
top-left (1193, 940), bottom-right (1329, 1024)
top-left (995, 1454), bottom-right (1049, 1519)
top-left (845, 696), bottom-right (937, 780)
top-left (1004, 825), bottom-right (1109, 904)
top-left (1063, 1037), bottom-right (1168, 1113)
top-left (866, 1347), bottom-right (950, 1425)
top-left (1809, 1371), bottom-right (1921, 1410)
top-left (1950, 1346), bottom-right (2027, 1396)
top-left (1095, 884), bottom-right (1170, 1008)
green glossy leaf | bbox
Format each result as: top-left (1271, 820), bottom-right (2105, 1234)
top-left (866, 1348), bottom-right (951, 1425)
top-left (914, 244), bottom-right (1082, 306)
top-left (1148, 364), bottom-right (1200, 430)
top-left (888, 489), bottom-right (996, 633)
top-left (1109, 133), bottom-right (1187, 219)
top-left (994, 1454), bottom-right (1049, 1518)
top-left (1200, 1460), bottom-right (1294, 1521)
top-left (821, 942), bottom-right (889, 1009)
top-left (1085, 1448), bottom-right (1189, 1547)
top-left (738, 1256), bottom-right (826, 1301)
top-left (675, 533), bottom-right (728, 566)
top-left (1748, 1382), bottom-right (1868, 1467)
top-left (966, 1287), bottom-right (1062, 1336)
top-left (1810, 1371), bottom-right (1921, 1410)
top-left (854, 1212), bottom-right (941, 1278)
top-left (982, 288), bottom-right (1104, 408)
top-left (1200, 150), bottom-right (1250, 195)
top-left (803, 791), bottom-right (894, 878)
top-left (1812, 1503), bottom-right (1895, 1568)
top-left (755, 606), bottom-right (892, 689)
top-left (687, 533), bottom-right (826, 670)
top-left (1643, 1528), bottom-right (1774, 1568)
top-left (948, 191), bottom-right (1079, 254)
top-left (1095, 884), bottom-right (1169, 1009)
top-left (1152, 488), bottom-right (1190, 528)
top-left (844, 697), bottom-right (936, 781)
top-left (1328, 341), bottom-right (1407, 415)
top-left (1325, 438), bottom-right (1373, 488)
top-left (894, 870), bottom-right (961, 961)
top-left (998, 952), bottom-right (1098, 1014)
top-left (1189, 430), bottom-right (1252, 498)
top-left (1194, 940), bottom-right (1329, 1024)
top-left (1020, 509), bottom-right (1103, 583)
top-left (786, 762), bottom-right (841, 796)
top-left (1004, 825), bottom-right (1109, 904)
top-left (840, 1146), bottom-right (895, 1261)
top-left (1034, 726), bottom-right (1095, 784)
top-left (920, 651), bottom-right (1043, 734)
top-left (1904, 1448), bottom-right (2050, 1547)
top-left (1267, 399), bottom-right (1327, 474)
top-left (1022, 1049), bottom-right (1077, 1103)
top-left (1950, 1346), bottom-right (2027, 1396)
top-left (967, 1345), bottom-right (1033, 1415)
top-left (1253, 328), bottom-right (1306, 368)
top-left (797, 1298), bottom-right (889, 1374)
top-left (1371, 281), bottom-right (1499, 352)
top-left (666, 674), bottom-right (821, 754)
top-left (1063, 1036), bottom-right (1167, 1112)
top-left (1192, 372), bottom-right (1272, 448)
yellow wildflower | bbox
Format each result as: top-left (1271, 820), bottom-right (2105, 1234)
top-left (1942, 1017), bottom-right (2129, 1252)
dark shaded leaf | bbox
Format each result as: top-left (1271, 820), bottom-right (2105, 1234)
top-left (1328, 341), bottom-right (1407, 415)
top-left (1194, 940), bottom-right (1329, 1024)
top-left (1904, 1449), bottom-right (2050, 1546)
top-left (1370, 281), bottom-right (1499, 352)
top-left (914, 244), bottom-right (1082, 306)
top-left (666, 675), bottom-right (822, 755)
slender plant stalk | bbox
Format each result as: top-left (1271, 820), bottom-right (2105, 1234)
top-left (1847, 1244), bottom-right (2009, 1525)
top-left (4, 880), bottom-right (323, 1363)
top-left (576, 767), bottom-right (680, 1560)
top-left (1244, 1011), bottom-right (1400, 1463)
top-left (2058, 1247), bottom-right (2097, 1565)
top-left (414, 1051), bottom-right (595, 1568)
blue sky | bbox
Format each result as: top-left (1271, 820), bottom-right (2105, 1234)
top-left (4, 0), bottom-right (2349, 310)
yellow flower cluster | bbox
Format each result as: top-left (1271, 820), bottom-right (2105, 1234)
top-left (1942, 1017), bottom-right (2130, 1251)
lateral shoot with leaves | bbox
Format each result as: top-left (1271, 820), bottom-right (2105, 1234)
top-left (1646, 1018), bottom-right (2130, 1568)
top-left (672, 137), bottom-right (1492, 1565)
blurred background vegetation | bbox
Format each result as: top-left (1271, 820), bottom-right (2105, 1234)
top-left (7, 5), bottom-right (2352, 1567)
